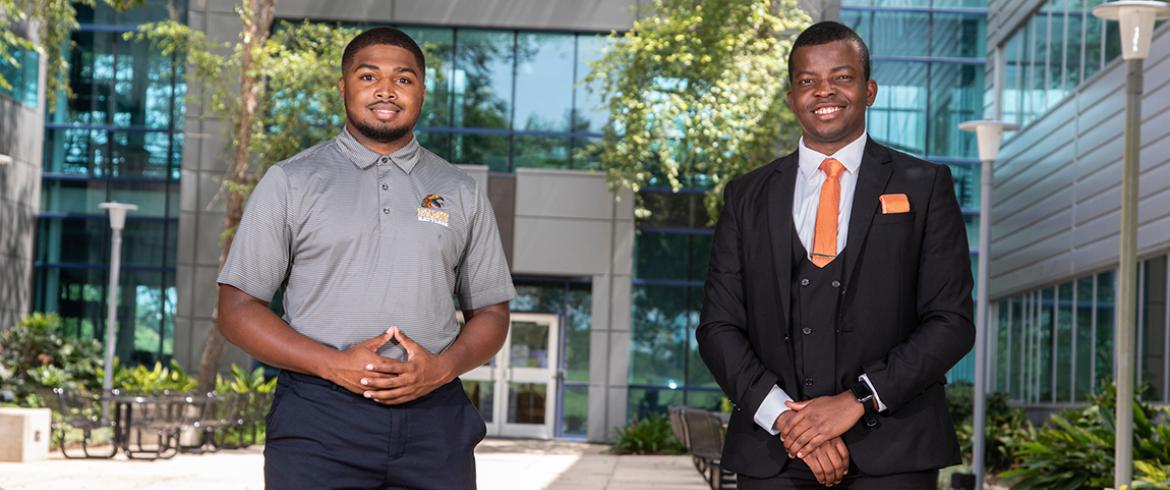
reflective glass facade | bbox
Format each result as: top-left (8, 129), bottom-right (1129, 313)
top-left (33, 0), bottom-right (185, 365)
top-left (999, 0), bottom-right (1125, 132)
top-left (0, 46), bottom-right (39, 107)
top-left (994, 255), bottom-right (1170, 404)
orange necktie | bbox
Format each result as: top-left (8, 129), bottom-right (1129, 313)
top-left (812, 158), bottom-right (845, 268)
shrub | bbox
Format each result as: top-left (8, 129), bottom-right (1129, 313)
top-left (945, 382), bottom-right (1034, 473)
top-left (0, 313), bottom-right (104, 406)
top-left (999, 385), bottom-right (1170, 489)
top-left (115, 360), bottom-right (198, 392)
top-left (216, 364), bottom-right (276, 394)
top-left (611, 414), bottom-right (685, 455)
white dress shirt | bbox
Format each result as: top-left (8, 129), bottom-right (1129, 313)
top-left (753, 133), bottom-right (888, 435)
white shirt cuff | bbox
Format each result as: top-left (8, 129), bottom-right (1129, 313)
top-left (859, 373), bottom-right (888, 412)
top-left (753, 385), bottom-right (794, 435)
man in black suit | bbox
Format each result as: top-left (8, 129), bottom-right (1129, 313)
top-left (696, 21), bottom-right (974, 488)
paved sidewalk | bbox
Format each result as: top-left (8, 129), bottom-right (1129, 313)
top-left (0, 439), bottom-right (708, 490)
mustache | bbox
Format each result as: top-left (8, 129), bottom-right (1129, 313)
top-left (368, 101), bottom-right (403, 111)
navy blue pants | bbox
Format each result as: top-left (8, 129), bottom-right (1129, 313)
top-left (264, 371), bottom-right (486, 490)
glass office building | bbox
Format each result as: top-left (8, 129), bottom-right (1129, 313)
top-left (988, 0), bottom-right (1168, 406)
top-left (23, 0), bottom-right (997, 436)
top-left (33, 0), bottom-right (185, 365)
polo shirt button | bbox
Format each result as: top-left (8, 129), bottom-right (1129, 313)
top-left (804, 377), bottom-right (814, 387)
top-left (832, 280), bottom-right (841, 288)
top-left (800, 278), bottom-right (809, 286)
top-left (381, 183), bottom-right (389, 191)
top-left (380, 157), bottom-right (389, 164)
top-left (382, 208), bottom-right (390, 214)
top-left (802, 327), bottom-right (812, 335)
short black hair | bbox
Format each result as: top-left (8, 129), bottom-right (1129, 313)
top-left (788, 21), bottom-right (870, 82)
top-left (342, 27), bottom-right (426, 78)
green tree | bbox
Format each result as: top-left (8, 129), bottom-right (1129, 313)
top-left (0, 0), bottom-right (146, 110)
top-left (584, 0), bottom-right (810, 222)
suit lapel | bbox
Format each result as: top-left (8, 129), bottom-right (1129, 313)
top-left (767, 153), bottom-right (799, 325)
top-left (842, 139), bottom-right (894, 289)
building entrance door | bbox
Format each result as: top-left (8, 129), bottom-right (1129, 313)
top-left (462, 312), bottom-right (559, 438)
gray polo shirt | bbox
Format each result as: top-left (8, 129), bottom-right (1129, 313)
top-left (217, 128), bottom-right (515, 359)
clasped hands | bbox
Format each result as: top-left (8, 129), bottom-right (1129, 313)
top-left (324, 326), bottom-right (455, 405)
top-left (773, 391), bottom-right (866, 486)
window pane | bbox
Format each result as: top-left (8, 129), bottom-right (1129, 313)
top-left (573, 35), bottom-right (610, 134)
top-left (1083, 1), bottom-right (1105, 81)
top-left (1075, 276), bottom-right (1094, 401)
top-left (1026, 16), bottom-right (1047, 124)
top-left (1003, 28), bottom-right (1027, 129)
top-left (452, 133), bottom-right (510, 171)
top-left (635, 231), bottom-right (689, 281)
top-left (627, 387), bottom-right (682, 422)
top-left (689, 235), bottom-right (711, 282)
top-left (416, 131), bottom-right (451, 161)
top-left (1141, 256), bottom-right (1167, 401)
top-left (1038, 288), bottom-right (1054, 402)
top-left (1012, 295), bottom-right (1027, 400)
top-left (685, 287), bottom-right (713, 389)
top-left (114, 34), bottom-right (184, 130)
top-left (1064, 2), bottom-right (1084, 89)
top-left (1097, 270), bottom-right (1116, 390)
top-left (1041, 0), bottom-right (1066, 111)
top-left (565, 288), bottom-right (592, 383)
top-left (514, 33), bottom-right (574, 132)
top-left (454, 29), bottom-right (514, 130)
top-left (997, 300), bottom-right (1011, 393)
top-left (839, 9), bottom-right (872, 49)
top-left (639, 191), bottom-right (703, 229)
top-left (869, 11), bottom-right (930, 57)
top-left (932, 13), bottom-right (987, 59)
top-left (513, 136), bottom-right (570, 170)
top-left (868, 62), bottom-right (928, 156)
top-left (561, 385), bottom-right (588, 436)
top-left (401, 27), bottom-right (454, 129)
top-left (684, 390), bottom-right (724, 412)
top-left (1056, 282), bottom-right (1074, 402)
top-left (630, 285), bottom-right (688, 386)
top-left (928, 63), bottom-right (982, 159)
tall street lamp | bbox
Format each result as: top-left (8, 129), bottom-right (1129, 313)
top-left (959, 119), bottom-right (1017, 490)
top-left (98, 201), bottom-right (137, 417)
top-left (1093, 2), bottom-right (1170, 488)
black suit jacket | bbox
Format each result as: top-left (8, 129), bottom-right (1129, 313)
top-left (696, 138), bottom-right (975, 477)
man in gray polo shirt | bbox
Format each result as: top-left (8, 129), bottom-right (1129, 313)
top-left (216, 27), bottom-right (514, 489)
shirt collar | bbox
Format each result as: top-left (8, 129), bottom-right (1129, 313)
top-left (797, 133), bottom-right (867, 181)
top-left (336, 127), bottom-right (423, 174)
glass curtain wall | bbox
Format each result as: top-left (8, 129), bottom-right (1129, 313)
top-left (33, 0), bottom-right (185, 365)
top-left (999, 0), bottom-right (1125, 133)
top-left (993, 254), bottom-right (1170, 404)
top-left (629, 190), bottom-right (720, 421)
top-left (841, 0), bottom-right (987, 383)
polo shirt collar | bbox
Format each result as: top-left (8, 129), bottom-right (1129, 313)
top-left (797, 132), bottom-right (866, 181)
top-left (336, 127), bottom-right (423, 174)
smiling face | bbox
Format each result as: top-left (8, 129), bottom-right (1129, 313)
top-left (786, 40), bottom-right (877, 155)
top-left (338, 43), bottom-right (425, 153)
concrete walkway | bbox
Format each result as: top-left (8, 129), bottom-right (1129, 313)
top-left (0, 439), bottom-right (709, 490)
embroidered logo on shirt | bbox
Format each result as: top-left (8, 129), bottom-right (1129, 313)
top-left (421, 194), bottom-right (446, 209)
top-left (418, 194), bottom-right (449, 227)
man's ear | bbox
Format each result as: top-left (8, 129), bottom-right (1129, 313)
top-left (865, 79), bottom-right (878, 107)
top-left (338, 76), bottom-right (346, 100)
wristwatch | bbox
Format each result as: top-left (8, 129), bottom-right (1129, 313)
top-left (849, 380), bottom-right (881, 429)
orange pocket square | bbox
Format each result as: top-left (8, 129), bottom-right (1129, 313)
top-left (879, 193), bottom-right (910, 214)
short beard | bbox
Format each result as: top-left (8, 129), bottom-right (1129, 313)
top-left (350, 118), bottom-right (411, 144)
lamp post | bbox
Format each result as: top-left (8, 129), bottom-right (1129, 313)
top-left (99, 201), bottom-right (137, 417)
top-left (1093, 2), bottom-right (1170, 488)
top-left (959, 119), bottom-right (1017, 490)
